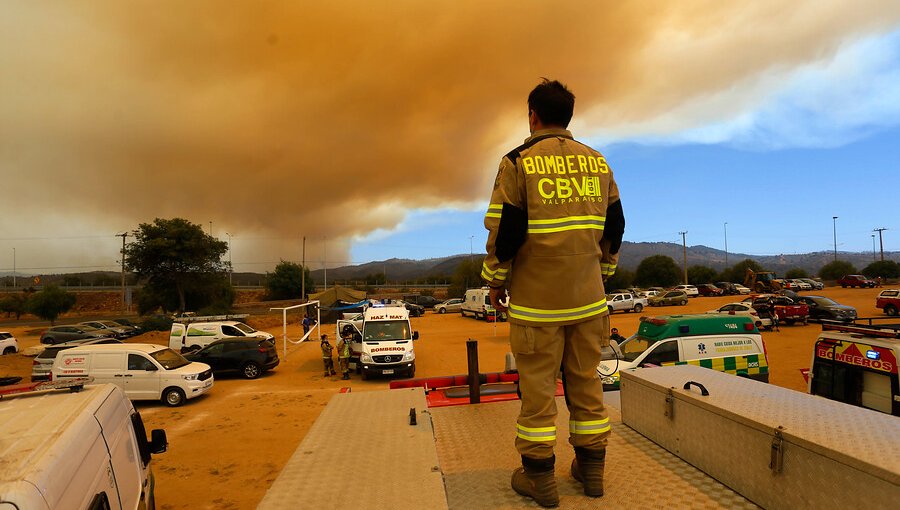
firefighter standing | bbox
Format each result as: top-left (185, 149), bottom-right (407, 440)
top-left (482, 79), bottom-right (625, 507)
top-left (320, 334), bottom-right (336, 377)
top-left (336, 331), bottom-right (352, 380)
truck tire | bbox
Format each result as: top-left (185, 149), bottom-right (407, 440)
top-left (634, 303), bottom-right (643, 313)
top-left (163, 387), bottom-right (186, 407)
top-left (886, 305), bottom-right (898, 316)
top-left (407, 363), bottom-right (416, 378)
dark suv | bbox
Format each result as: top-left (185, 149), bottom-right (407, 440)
top-left (715, 282), bottom-right (739, 295)
top-left (402, 295), bottom-right (442, 309)
top-left (838, 275), bottom-right (877, 288)
top-left (185, 338), bottom-right (279, 379)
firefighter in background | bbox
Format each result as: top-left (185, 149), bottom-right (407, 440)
top-left (336, 330), bottom-right (352, 380)
top-left (320, 334), bottom-right (336, 377)
top-left (483, 79), bottom-right (625, 507)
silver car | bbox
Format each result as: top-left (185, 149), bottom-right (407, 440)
top-left (434, 298), bottom-right (464, 314)
top-left (79, 320), bottom-right (135, 338)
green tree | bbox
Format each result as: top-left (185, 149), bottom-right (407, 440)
top-left (819, 260), bottom-right (857, 281)
top-left (136, 272), bottom-right (235, 315)
top-left (862, 260), bottom-right (900, 279)
top-left (604, 268), bottom-right (634, 292)
top-left (265, 260), bottom-right (315, 300)
top-left (785, 268), bottom-right (809, 279)
top-left (26, 286), bottom-right (76, 324)
top-left (124, 218), bottom-right (230, 313)
top-left (634, 255), bottom-right (680, 288)
top-left (0, 293), bottom-right (28, 320)
top-left (448, 258), bottom-right (484, 298)
top-left (719, 258), bottom-right (764, 283)
top-left (687, 265), bottom-right (718, 285)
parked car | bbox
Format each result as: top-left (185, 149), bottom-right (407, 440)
top-left (750, 295), bottom-right (810, 325)
top-left (639, 289), bottom-right (660, 298)
top-left (796, 295), bottom-right (857, 322)
top-left (672, 285), bottom-right (699, 297)
top-left (402, 294), bottom-right (443, 309)
top-left (39, 325), bottom-right (111, 345)
top-left (434, 298), bottom-right (464, 314)
top-left (733, 284), bottom-right (752, 295)
top-left (875, 289), bottom-right (900, 316)
top-left (648, 290), bottom-right (689, 306)
top-left (401, 301), bottom-right (426, 317)
top-left (798, 278), bottom-right (825, 290)
top-left (696, 284), bottom-right (724, 297)
top-left (788, 279), bottom-right (812, 291)
top-left (31, 338), bottom-right (123, 381)
top-left (838, 274), bottom-right (877, 288)
top-left (79, 320), bottom-right (136, 339)
top-left (0, 332), bottom-right (18, 355)
top-left (715, 282), bottom-right (740, 295)
top-left (606, 292), bottom-right (648, 313)
top-left (706, 302), bottom-right (771, 329)
top-left (184, 338), bottom-right (279, 379)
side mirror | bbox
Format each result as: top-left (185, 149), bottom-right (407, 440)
top-left (149, 429), bottom-right (168, 454)
top-left (412, 331), bottom-right (419, 340)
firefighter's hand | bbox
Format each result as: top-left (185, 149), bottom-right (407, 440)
top-left (489, 287), bottom-right (508, 313)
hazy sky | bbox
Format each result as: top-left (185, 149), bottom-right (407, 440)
top-left (2, 1), bottom-right (899, 275)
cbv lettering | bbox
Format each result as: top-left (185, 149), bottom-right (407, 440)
top-left (522, 155), bottom-right (610, 175)
top-left (538, 177), bottom-right (602, 199)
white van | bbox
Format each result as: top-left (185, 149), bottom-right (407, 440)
top-left (51, 343), bottom-right (214, 406)
top-left (338, 305), bottom-right (418, 379)
top-left (598, 314), bottom-right (769, 389)
top-left (461, 287), bottom-right (493, 320)
top-left (0, 382), bottom-right (168, 510)
top-left (169, 320), bottom-right (274, 353)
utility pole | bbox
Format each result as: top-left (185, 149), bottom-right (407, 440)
top-left (724, 222), bottom-right (729, 267)
top-left (832, 216), bottom-right (838, 261)
top-left (469, 236), bottom-right (474, 263)
top-left (679, 231), bottom-right (688, 284)
top-left (874, 228), bottom-right (887, 261)
top-left (872, 234), bottom-right (877, 262)
top-left (209, 221), bottom-right (213, 236)
top-left (11, 248), bottom-right (15, 289)
top-left (225, 232), bottom-right (234, 285)
top-left (323, 237), bottom-right (327, 289)
top-left (116, 232), bottom-right (131, 311)
top-left (301, 236), bottom-right (306, 300)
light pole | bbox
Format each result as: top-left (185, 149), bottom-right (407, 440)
top-left (225, 232), bottom-right (233, 285)
top-left (872, 234), bottom-right (877, 262)
top-left (301, 236), bottom-right (306, 300)
top-left (724, 222), bottom-right (729, 267)
top-left (832, 216), bottom-right (838, 262)
top-left (116, 232), bottom-right (131, 311)
top-left (679, 231), bottom-right (688, 284)
top-left (874, 227), bottom-right (887, 261)
top-left (469, 236), bottom-right (474, 263)
top-left (12, 248), bottom-right (15, 289)
top-left (323, 237), bottom-right (327, 288)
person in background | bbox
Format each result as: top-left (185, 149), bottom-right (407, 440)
top-left (302, 315), bottom-right (311, 337)
top-left (337, 331), bottom-right (352, 380)
top-left (609, 328), bottom-right (626, 344)
top-left (320, 334), bottom-right (336, 377)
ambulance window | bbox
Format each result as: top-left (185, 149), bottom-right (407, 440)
top-left (88, 492), bottom-right (112, 510)
top-left (642, 340), bottom-right (679, 366)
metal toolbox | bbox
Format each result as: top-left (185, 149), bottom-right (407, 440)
top-left (620, 365), bottom-right (900, 509)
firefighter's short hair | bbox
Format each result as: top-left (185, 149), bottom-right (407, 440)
top-left (528, 78), bottom-right (575, 128)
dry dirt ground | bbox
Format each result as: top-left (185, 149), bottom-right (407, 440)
top-left (0, 286), bottom-right (890, 509)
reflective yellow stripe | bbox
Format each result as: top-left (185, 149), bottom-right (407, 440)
top-left (481, 263), bottom-right (509, 282)
top-left (600, 263), bottom-right (617, 276)
top-left (528, 215), bottom-right (605, 234)
top-left (508, 299), bottom-right (608, 322)
top-left (485, 203), bottom-right (503, 219)
top-left (517, 424), bottom-right (557, 442)
top-left (569, 419), bottom-right (611, 435)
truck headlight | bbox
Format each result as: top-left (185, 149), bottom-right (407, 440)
top-left (361, 353), bottom-right (372, 363)
top-left (404, 352), bottom-right (414, 361)
top-left (183, 373), bottom-right (199, 381)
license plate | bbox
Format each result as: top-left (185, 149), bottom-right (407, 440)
top-left (382, 369), bottom-right (394, 375)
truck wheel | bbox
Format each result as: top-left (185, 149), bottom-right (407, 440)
top-left (163, 387), bottom-right (186, 407)
top-left (407, 364), bottom-right (416, 378)
top-left (886, 305), bottom-right (898, 316)
top-left (241, 362), bottom-right (262, 379)
top-left (634, 303), bottom-right (643, 313)
top-left (438, 307), bottom-right (446, 314)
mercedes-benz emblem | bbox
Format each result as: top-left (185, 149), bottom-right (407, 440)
top-left (384, 355), bottom-right (393, 362)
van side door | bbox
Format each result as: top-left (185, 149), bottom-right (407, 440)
top-left (170, 323), bottom-right (186, 351)
top-left (125, 353), bottom-right (162, 400)
top-left (95, 394), bottom-right (144, 510)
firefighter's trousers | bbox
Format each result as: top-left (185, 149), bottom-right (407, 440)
top-left (511, 314), bottom-right (610, 460)
top-left (323, 357), bottom-right (335, 375)
top-left (339, 357), bottom-right (350, 374)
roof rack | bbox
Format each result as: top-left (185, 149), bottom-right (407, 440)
top-left (0, 377), bottom-right (94, 400)
top-left (821, 318), bottom-right (900, 339)
top-left (173, 313), bottom-right (249, 324)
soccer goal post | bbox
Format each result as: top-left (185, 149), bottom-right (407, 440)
top-left (269, 300), bottom-right (321, 360)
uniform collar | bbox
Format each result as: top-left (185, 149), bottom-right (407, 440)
top-left (525, 127), bottom-right (573, 143)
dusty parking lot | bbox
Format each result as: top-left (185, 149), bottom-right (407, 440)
top-left (0, 286), bottom-right (890, 509)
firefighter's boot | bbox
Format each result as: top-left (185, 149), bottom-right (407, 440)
top-left (511, 456), bottom-right (558, 508)
top-left (571, 447), bottom-right (605, 497)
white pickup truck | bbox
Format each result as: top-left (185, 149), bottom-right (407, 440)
top-left (606, 292), bottom-right (648, 313)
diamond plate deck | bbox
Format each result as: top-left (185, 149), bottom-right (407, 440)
top-left (257, 388), bottom-right (447, 510)
top-left (431, 396), bottom-right (758, 509)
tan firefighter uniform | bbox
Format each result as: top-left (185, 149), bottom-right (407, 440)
top-left (337, 334), bottom-right (352, 380)
top-left (321, 339), bottom-right (336, 376)
top-left (482, 127), bottom-right (624, 461)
